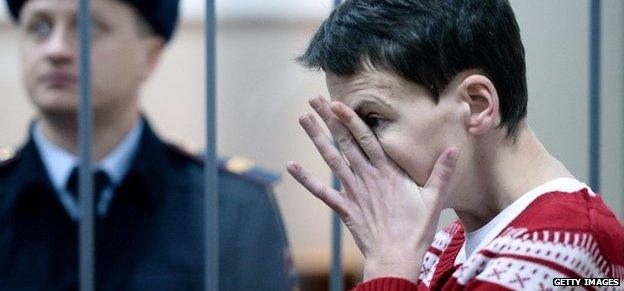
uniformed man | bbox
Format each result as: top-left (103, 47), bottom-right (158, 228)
top-left (0, 0), bottom-right (296, 290)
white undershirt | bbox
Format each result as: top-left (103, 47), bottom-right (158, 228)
top-left (454, 178), bottom-right (593, 265)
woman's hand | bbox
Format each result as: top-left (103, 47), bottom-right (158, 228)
top-left (287, 95), bottom-right (459, 283)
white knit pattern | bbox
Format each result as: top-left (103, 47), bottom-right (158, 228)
top-left (419, 223), bottom-right (461, 286)
top-left (419, 251), bottom-right (439, 286)
top-left (430, 223), bottom-right (460, 252)
top-left (452, 227), bottom-right (618, 289)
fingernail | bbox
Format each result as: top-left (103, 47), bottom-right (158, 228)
top-left (298, 114), bottom-right (311, 126)
top-left (286, 161), bottom-right (299, 172)
top-left (309, 96), bottom-right (323, 109)
top-left (448, 149), bottom-right (459, 161)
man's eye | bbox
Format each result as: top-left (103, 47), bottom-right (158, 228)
top-left (27, 20), bottom-right (53, 38)
top-left (91, 21), bottom-right (108, 35)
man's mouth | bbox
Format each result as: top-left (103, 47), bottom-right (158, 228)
top-left (39, 72), bottom-right (78, 88)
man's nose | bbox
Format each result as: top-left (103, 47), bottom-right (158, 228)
top-left (44, 27), bottom-right (76, 66)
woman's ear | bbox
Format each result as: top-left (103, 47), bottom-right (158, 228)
top-left (458, 75), bottom-right (500, 136)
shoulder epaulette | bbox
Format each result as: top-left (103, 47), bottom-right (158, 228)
top-left (0, 146), bottom-right (18, 169)
top-left (166, 143), bottom-right (280, 187)
top-left (218, 156), bottom-right (281, 187)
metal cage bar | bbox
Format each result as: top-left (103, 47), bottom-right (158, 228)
top-left (330, 177), bottom-right (343, 291)
top-left (77, 0), bottom-right (94, 290)
top-left (589, 0), bottom-right (601, 192)
top-left (205, 0), bottom-right (219, 290)
top-left (329, 2), bottom-right (344, 291)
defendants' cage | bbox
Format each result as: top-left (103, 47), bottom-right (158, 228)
top-left (70, 0), bottom-right (602, 290)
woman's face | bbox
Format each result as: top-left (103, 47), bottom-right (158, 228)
top-left (326, 70), bottom-right (468, 187)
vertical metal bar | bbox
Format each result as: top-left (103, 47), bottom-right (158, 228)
top-left (78, 0), bottom-right (94, 290)
top-left (205, 0), bottom-right (218, 290)
top-left (329, 2), bottom-right (343, 291)
top-left (589, 0), bottom-right (601, 192)
top-left (330, 177), bottom-right (343, 291)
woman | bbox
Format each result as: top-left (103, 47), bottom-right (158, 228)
top-left (288, 0), bottom-right (624, 290)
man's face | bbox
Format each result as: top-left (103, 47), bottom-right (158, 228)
top-left (19, 0), bottom-right (160, 114)
top-left (326, 70), bottom-right (468, 187)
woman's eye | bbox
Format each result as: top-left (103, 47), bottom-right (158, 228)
top-left (364, 115), bottom-right (386, 130)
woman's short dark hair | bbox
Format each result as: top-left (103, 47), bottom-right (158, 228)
top-left (298, 0), bottom-right (528, 136)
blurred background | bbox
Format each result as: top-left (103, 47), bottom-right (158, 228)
top-left (0, 0), bottom-right (622, 289)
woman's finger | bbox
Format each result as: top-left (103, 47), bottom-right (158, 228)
top-left (286, 161), bottom-right (351, 217)
top-left (298, 113), bottom-right (356, 190)
top-left (330, 101), bottom-right (389, 168)
top-left (308, 95), bottom-right (372, 172)
top-left (424, 148), bottom-right (460, 202)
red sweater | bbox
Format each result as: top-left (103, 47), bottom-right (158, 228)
top-left (354, 188), bottom-right (624, 290)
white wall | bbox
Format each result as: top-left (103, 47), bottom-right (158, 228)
top-left (600, 0), bottom-right (624, 219)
